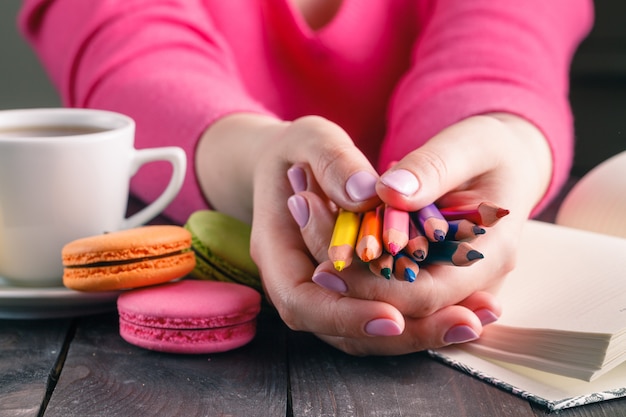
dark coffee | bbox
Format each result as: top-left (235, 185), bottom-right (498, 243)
top-left (0, 125), bottom-right (109, 138)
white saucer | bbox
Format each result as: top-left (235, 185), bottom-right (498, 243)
top-left (0, 277), bottom-right (120, 319)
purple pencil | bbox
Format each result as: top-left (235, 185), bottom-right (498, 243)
top-left (416, 203), bottom-right (449, 242)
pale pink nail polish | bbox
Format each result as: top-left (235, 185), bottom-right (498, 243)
top-left (312, 271), bottom-right (348, 293)
top-left (287, 195), bottom-right (309, 227)
top-left (474, 308), bottom-right (499, 326)
top-left (443, 325), bottom-right (479, 344)
top-left (287, 166), bottom-right (307, 193)
top-left (365, 318), bottom-right (403, 336)
top-left (345, 171), bottom-right (378, 202)
top-left (380, 169), bottom-right (419, 196)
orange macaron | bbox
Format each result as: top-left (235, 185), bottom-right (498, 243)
top-left (62, 225), bottom-right (196, 291)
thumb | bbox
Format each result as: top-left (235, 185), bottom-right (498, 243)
top-left (376, 116), bottom-right (503, 211)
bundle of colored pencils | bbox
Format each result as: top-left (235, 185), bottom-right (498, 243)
top-left (327, 201), bottom-right (509, 282)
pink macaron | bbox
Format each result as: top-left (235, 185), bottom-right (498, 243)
top-left (117, 280), bottom-right (261, 354)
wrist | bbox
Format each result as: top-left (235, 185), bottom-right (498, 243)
top-left (196, 113), bottom-right (288, 222)
top-left (486, 112), bottom-right (553, 212)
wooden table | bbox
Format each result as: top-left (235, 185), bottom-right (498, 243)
top-left (2, 184), bottom-right (626, 417)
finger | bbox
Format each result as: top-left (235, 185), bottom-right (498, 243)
top-left (287, 190), bottom-right (337, 264)
top-left (287, 163), bottom-right (326, 198)
top-left (316, 303), bottom-right (484, 356)
top-left (457, 291), bottom-right (502, 324)
top-left (280, 116), bottom-right (382, 211)
top-left (377, 115), bottom-right (514, 211)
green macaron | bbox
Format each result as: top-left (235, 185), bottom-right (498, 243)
top-left (184, 210), bottom-right (262, 292)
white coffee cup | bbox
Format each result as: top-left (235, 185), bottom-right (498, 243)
top-left (0, 108), bottom-right (186, 287)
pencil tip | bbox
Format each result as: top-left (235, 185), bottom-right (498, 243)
top-left (433, 229), bottom-right (446, 241)
top-left (361, 249), bottom-right (374, 263)
top-left (473, 226), bottom-right (486, 235)
top-left (467, 250), bottom-right (484, 261)
top-left (404, 269), bottom-right (416, 283)
top-left (413, 250), bottom-right (426, 261)
top-left (333, 261), bottom-right (346, 271)
top-left (388, 243), bottom-right (400, 256)
top-left (381, 268), bottom-right (392, 280)
top-left (496, 208), bottom-right (510, 218)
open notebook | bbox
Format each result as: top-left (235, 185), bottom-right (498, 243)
top-left (430, 151), bottom-right (626, 411)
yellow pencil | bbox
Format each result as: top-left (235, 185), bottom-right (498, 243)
top-left (328, 209), bottom-right (361, 271)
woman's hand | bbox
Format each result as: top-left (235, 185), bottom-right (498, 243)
top-left (291, 113), bottom-right (551, 354)
top-left (196, 112), bottom-right (550, 356)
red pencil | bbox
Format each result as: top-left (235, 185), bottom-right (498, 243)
top-left (439, 201), bottom-right (510, 227)
top-left (382, 205), bottom-right (409, 256)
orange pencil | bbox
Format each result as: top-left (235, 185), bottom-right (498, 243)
top-left (328, 209), bottom-right (361, 271)
top-left (426, 241), bottom-right (484, 266)
top-left (439, 201), bottom-right (510, 227)
top-left (416, 203), bottom-right (449, 242)
top-left (445, 219), bottom-right (486, 241)
top-left (356, 206), bottom-right (384, 262)
top-left (382, 205), bottom-right (409, 256)
top-left (405, 214), bottom-right (429, 261)
top-left (369, 252), bottom-right (394, 280)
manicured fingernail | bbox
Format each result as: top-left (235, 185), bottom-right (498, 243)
top-left (380, 169), bottom-right (419, 196)
top-left (312, 271), bottom-right (348, 293)
top-left (345, 171), bottom-right (378, 202)
top-left (287, 166), bottom-right (307, 193)
top-left (365, 318), bottom-right (403, 337)
top-left (444, 325), bottom-right (479, 344)
top-left (474, 308), bottom-right (499, 326)
top-left (287, 195), bottom-right (309, 227)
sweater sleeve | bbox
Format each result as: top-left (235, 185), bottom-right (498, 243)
top-left (380, 0), bottom-right (594, 216)
top-left (18, 0), bottom-right (272, 225)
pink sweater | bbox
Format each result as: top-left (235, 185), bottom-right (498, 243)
top-left (19, 0), bottom-right (593, 225)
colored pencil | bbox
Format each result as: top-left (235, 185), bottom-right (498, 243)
top-left (426, 241), bottom-right (484, 266)
top-left (355, 206), bottom-right (384, 262)
top-left (369, 252), bottom-right (394, 280)
top-left (445, 219), bottom-right (486, 241)
top-left (393, 252), bottom-right (420, 283)
top-left (328, 209), bottom-right (361, 271)
top-left (439, 201), bottom-right (510, 227)
top-left (382, 205), bottom-right (409, 256)
top-left (416, 203), bottom-right (449, 242)
top-left (405, 213), bottom-right (429, 261)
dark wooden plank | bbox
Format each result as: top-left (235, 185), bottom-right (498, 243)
top-left (44, 309), bottom-right (288, 417)
top-left (288, 330), bottom-right (626, 417)
top-left (287, 330), bottom-right (536, 417)
top-left (0, 319), bottom-right (73, 417)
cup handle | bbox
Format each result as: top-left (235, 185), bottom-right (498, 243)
top-left (122, 147), bottom-right (186, 229)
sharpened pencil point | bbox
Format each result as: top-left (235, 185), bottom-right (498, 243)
top-left (388, 243), bottom-right (401, 256)
top-left (467, 250), bottom-right (484, 261)
top-left (496, 208), bottom-right (510, 218)
top-left (473, 226), bottom-right (486, 235)
top-left (433, 229), bottom-right (446, 241)
top-left (413, 250), bottom-right (426, 261)
top-left (333, 261), bottom-right (346, 271)
top-left (362, 249), bottom-right (374, 263)
top-left (404, 268), bottom-right (416, 283)
top-left (381, 267), bottom-right (392, 280)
